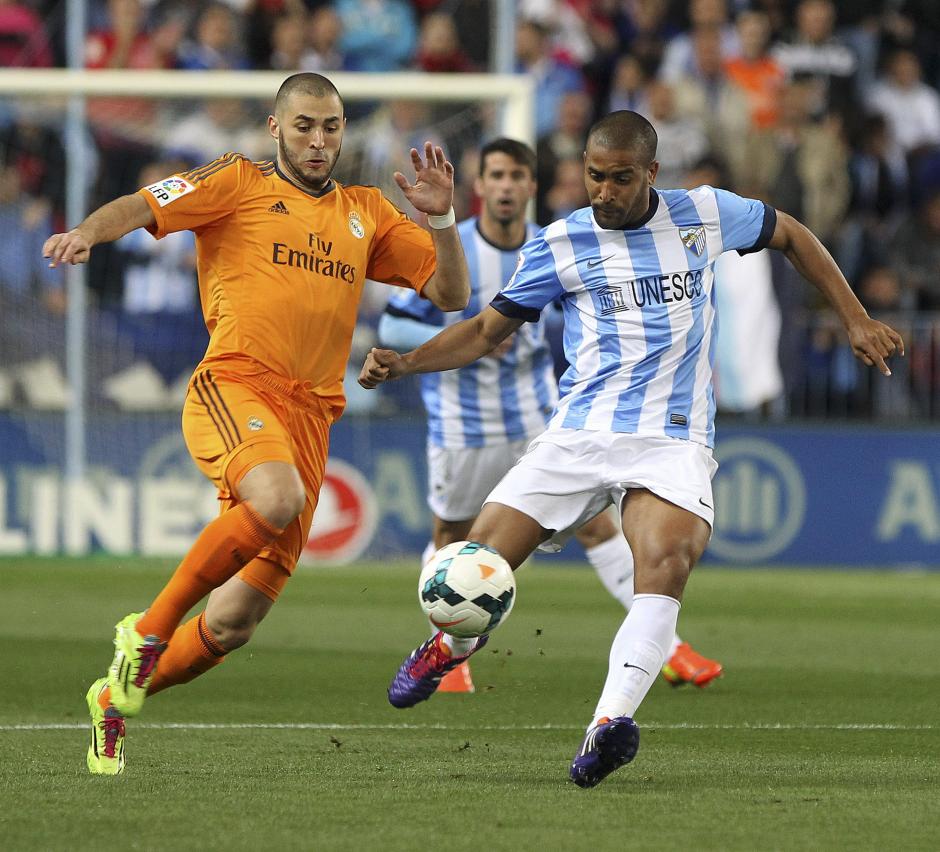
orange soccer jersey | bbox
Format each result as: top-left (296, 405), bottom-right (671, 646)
top-left (138, 152), bottom-right (437, 420)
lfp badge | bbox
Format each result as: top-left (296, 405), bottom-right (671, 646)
top-left (145, 176), bottom-right (196, 207)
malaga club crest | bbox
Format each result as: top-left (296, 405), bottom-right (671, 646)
top-left (680, 225), bottom-right (706, 257)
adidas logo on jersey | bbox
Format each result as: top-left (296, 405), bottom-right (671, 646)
top-left (268, 201), bottom-right (289, 214)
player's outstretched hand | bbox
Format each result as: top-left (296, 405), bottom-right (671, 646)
top-left (846, 316), bottom-right (905, 376)
top-left (359, 347), bottom-right (407, 389)
top-left (393, 141), bottom-right (454, 218)
top-left (43, 229), bottom-right (91, 267)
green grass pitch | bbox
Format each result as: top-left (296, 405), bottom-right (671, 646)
top-left (1, 557), bottom-right (938, 851)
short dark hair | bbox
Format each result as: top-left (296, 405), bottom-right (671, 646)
top-left (478, 137), bottom-right (537, 178)
top-left (275, 73), bottom-right (344, 116)
top-left (586, 111), bottom-right (658, 164)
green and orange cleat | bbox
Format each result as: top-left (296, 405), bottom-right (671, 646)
top-left (106, 612), bottom-right (166, 716)
top-left (86, 677), bottom-right (126, 775)
top-left (662, 642), bottom-right (723, 688)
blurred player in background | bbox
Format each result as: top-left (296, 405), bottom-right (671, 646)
top-left (360, 110), bottom-right (904, 788)
top-left (43, 72), bottom-right (470, 776)
top-left (378, 137), bottom-right (722, 695)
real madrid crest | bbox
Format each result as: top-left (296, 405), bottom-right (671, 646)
top-left (348, 211), bottom-right (365, 239)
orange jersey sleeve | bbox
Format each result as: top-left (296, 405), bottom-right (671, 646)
top-left (365, 194), bottom-right (437, 293)
top-left (138, 153), bottom-right (247, 238)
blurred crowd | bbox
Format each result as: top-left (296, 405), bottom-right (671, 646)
top-left (1, 0), bottom-right (939, 418)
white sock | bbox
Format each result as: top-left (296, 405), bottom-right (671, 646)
top-left (590, 593), bottom-right (681, 727)
top-left (586, 536), bottom-right (683, 656)
top-left (586, 536), bottom-right (634, 608)
top-left (441, 633), bottom-right (476, 656)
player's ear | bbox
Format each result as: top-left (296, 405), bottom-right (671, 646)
top-left (648, 160), bottom-right (659, 185)
top-left (473, 175), bottom-right (484, 198)
top-left (267, 114), bottom-right (279, 140)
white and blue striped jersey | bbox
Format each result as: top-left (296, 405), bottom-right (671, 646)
top-left (490, 187), bottom-right (776, 448)
top-left (385, 217), bottom-right (557, 449)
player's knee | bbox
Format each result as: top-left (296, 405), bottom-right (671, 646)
top-left (467, 503), bottom-right (548, 570)
top-left (238, 462), bottom-right (307, 529)
top-left (252, 482), bottom-right (306, 529)
top-left (636, 546), bottom-right (695, 596)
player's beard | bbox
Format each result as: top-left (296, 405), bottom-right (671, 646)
top-left (592, 205), bottom-right (626, 229)
top-left (278, 134), bottom-right (341, 192)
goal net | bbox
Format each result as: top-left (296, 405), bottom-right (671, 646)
top-left (0, 70), bottom-right (533, 558)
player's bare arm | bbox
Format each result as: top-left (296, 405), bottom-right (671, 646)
top-left (395, 141), bottom-right (470, 311)
top-left (43, 192), bottom-right (156, 267)
top-left (768, 210), bottom-right (905, 376)
top-left (359, 306), bottom-right (522, 389)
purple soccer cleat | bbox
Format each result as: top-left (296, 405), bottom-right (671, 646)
top-left (388, 631), bottom-right (488, 708)
top-left (569, 715), bottom-right (640, 788)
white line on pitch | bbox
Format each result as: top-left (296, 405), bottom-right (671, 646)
top-left (0, 722), bottom-right (934, 732)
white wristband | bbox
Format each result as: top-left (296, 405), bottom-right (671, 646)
top-left (427, 207), bottom-right (455, 229)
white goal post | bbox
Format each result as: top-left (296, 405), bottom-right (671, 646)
top-left (0, 69), bottom-right (535, 142)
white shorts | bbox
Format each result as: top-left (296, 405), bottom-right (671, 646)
top-left (484, 429), bottom-right (718, 551)
top-left (428, 438), bottom-right (533, 521)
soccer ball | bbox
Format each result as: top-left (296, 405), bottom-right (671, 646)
top-left (418, 541), bottom-right (516, 639)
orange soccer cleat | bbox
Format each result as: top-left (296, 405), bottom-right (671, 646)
top-left (661, 642), bottom-right (723, 688)
top-left (437, 661), bottom-right (475, 693)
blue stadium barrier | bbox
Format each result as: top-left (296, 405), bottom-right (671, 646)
top-left (0, 414), bottom-right (937, 568)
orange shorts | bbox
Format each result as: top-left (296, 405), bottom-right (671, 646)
top-left (182, 365), bottom-right (332, 601)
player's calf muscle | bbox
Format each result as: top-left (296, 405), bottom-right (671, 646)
top-left (205, 579), bottom-right (274, 651)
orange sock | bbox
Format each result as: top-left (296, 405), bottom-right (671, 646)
top-left (136, 502), bottom-right (282, 642)
top-left (148, 612), bottom-right (227, 696)
top-left (96, 613), bottom-right (226, 710)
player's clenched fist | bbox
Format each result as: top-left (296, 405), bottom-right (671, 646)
top-left (43, 229), bottom-right (92, 267)
top-left (359, 347), bottom-right (407, 389)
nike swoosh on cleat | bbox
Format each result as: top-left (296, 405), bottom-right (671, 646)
top-left (623, 663), bottom-right (650, 675)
